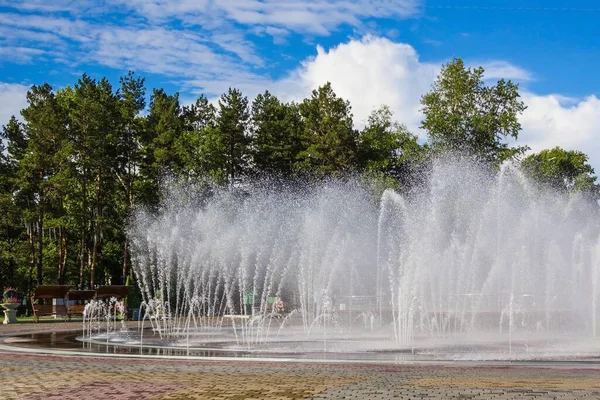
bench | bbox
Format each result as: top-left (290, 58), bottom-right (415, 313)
top-left (31, 285), bottom-right (132, 321)
top-left (31, 285), bottom-right (72, 322)
top-left (66, 290), bottom-right (96, 317)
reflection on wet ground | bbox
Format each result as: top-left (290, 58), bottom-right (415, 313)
top-left (4, 329), bottom-right (600, 364)
top-left (2, 330), bottom-right (425, 361)
top-left (3, 323), bottom-right (600, 399)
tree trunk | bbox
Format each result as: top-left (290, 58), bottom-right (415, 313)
top-left (90, 171), bottom-right (102, 288)
top-left (37, 171), bottom-right (45, 285)
top-left (79, 227), bottom-right (86, 289)
top-left (229, 130), bottom-right (235, 186)
top-left (37, 215), bottom-right (43, 285)
top-left (57, 226), bottom-right (67, 284)
top-left (8, 257), bottom-right (15, 286)
top-left (90, 221), bottom-right (99, 288)
top-left (80, 170), bottom-right (89, 289)
top-left (28, 223), bottom-right (37, 284)
top-left (122, 175), bottom-right (133, 282)
top-left (122, 238), bottom-right (129, 283)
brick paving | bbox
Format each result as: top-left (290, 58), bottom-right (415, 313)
top-left (1, 322), bottom-right (600, 399)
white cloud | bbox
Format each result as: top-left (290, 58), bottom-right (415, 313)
top-left (261, 38), bottom-right (533, 132)
top-left (252, 26), bottom-right (290, 45)
top-left (0, 0), bottom-right (99, 14)
top-left (0, 1), bottom-right (421, 102)
top-left (261, 37), bottom-right (600, 170)
top-left (479, 60), bottom-right (533, 81)
top-left (273, 36), bottom-right (439, 130)
top-left (0, 82), bottom-right (29, 126)
top-left (0, 0), bottom-right (421, 74)
top-left (0, 12), bottom-right (257, 92)
top-left (183, 36), bottom-right (439, 130)
top-left (0, 46), bottom-right (46, 64)
top-left (91, 27), bottom-right (227, 77)
top-left (0, 12), bottom-right (89, 39)
top-left (2, 0), bottom-right (599, 173)
top-left (0, 26), bottom-right (62, 45)
top-left (519, 93), bottom-right (600, 170)
top-left (211, 32), bottom-right (264, 66)
top-left (114, 0), bottom-right (421, 35)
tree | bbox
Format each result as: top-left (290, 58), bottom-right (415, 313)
top-left (358, 106), bottom-right (425, 173)
top-left (251, 91), bottom-right (303, 176)
top-left (521, 147), bottom-right (600, 196)
top-left (19, 84), bottom-right (70, 286)
top-left (148, 89), bottom-right (183, 172)
top-left (420, 58), bottom-right (528, 166)
top-left (66, 75), bottom-right (120, 288)
top-left (357, 105), bottom-right (429, 191)
top-left (5, 66), bottom-right (596, 298)
top-left (182, 94), bottom-right (216, 133)
top-left (2, 116), bottom-right (27, 162)
top-left (116, 71), bottom-right (146, 281)
top-left (216, 88), bottom-right (251, 185)
top-left (139, 89), bottom-right (183, 207)
top-left (297, 83), bottom-right (358, 175)
top-left (176, 95), bottom-right (222, 180)
top-left (0, 118), bottom-right (29, 291)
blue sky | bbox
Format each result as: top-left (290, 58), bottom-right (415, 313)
top-left (1, 0), bottom-right (600, 168)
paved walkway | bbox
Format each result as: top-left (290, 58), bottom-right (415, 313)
top-left (1, 322), bottom-right (600, 399)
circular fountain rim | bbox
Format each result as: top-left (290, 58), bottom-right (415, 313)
top-left (76, 333), bottom-right (417, 354)
top-left (2, 336), bottom-right (600, 368)
top-left (0, 332), bottom-right (435, 364)
top-left (3, 330), bottom-right (600, 367)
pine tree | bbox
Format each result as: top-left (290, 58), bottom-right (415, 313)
top-left (252, 91), bottom-right (303, 177)
top-left (217, 88), bottom-right (251, 185)
top-left (297, 83), bottom-right (358, 175)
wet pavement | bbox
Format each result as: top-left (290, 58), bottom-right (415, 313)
top-left (1, 321), bottom-right (600, 399)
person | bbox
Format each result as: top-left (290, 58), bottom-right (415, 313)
top-left (274, 297), bottom-right (284, 313)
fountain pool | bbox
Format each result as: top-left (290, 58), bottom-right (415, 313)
top-left (80, 158), bottom-right (600, 361)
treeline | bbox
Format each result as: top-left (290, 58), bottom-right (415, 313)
top-left (1, 58), bottom-right (598, 296)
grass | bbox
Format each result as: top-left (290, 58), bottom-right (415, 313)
top-left (0, 315), bottom-right (71, 324)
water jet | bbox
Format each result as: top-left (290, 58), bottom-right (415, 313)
top-left (81, 159), bottom-right (600, 361)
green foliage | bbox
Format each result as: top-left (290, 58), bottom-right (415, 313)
top-left (252, 91), bottom-right (303, 177)
top-left (66, 75), bottom-right (121, 288)
top-left (0, 121), bottom-right (29, 291)
top-left (298, 82), bottom-right (358, 175)
top-left (125, 274), bottom-right (142, 310)
top-left (0, 64), bottom-right (597, 299)
top-left (148, 89), bottom-right (183, 171)
top-left (421, 58), bottom-right (528, 166)
top-left (176, 95), bottom-right (224, 181)
top-left (358, 106), bottom-right (426, 173)
top-left (115, 72), bottom-right (146, 282)
top-left (116, 71), bottom-right (146, 206)
top-left (19, 83), bottom-right (70, 285)
top-left (521, 147), bottom-right (600, 196)
top-left (2, 117), bottom-right (27, 162)
top-left (217, 88), bottom-right (252, 184)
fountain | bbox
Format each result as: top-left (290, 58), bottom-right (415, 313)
top-left (81, 158), bottom-right (600, 361)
